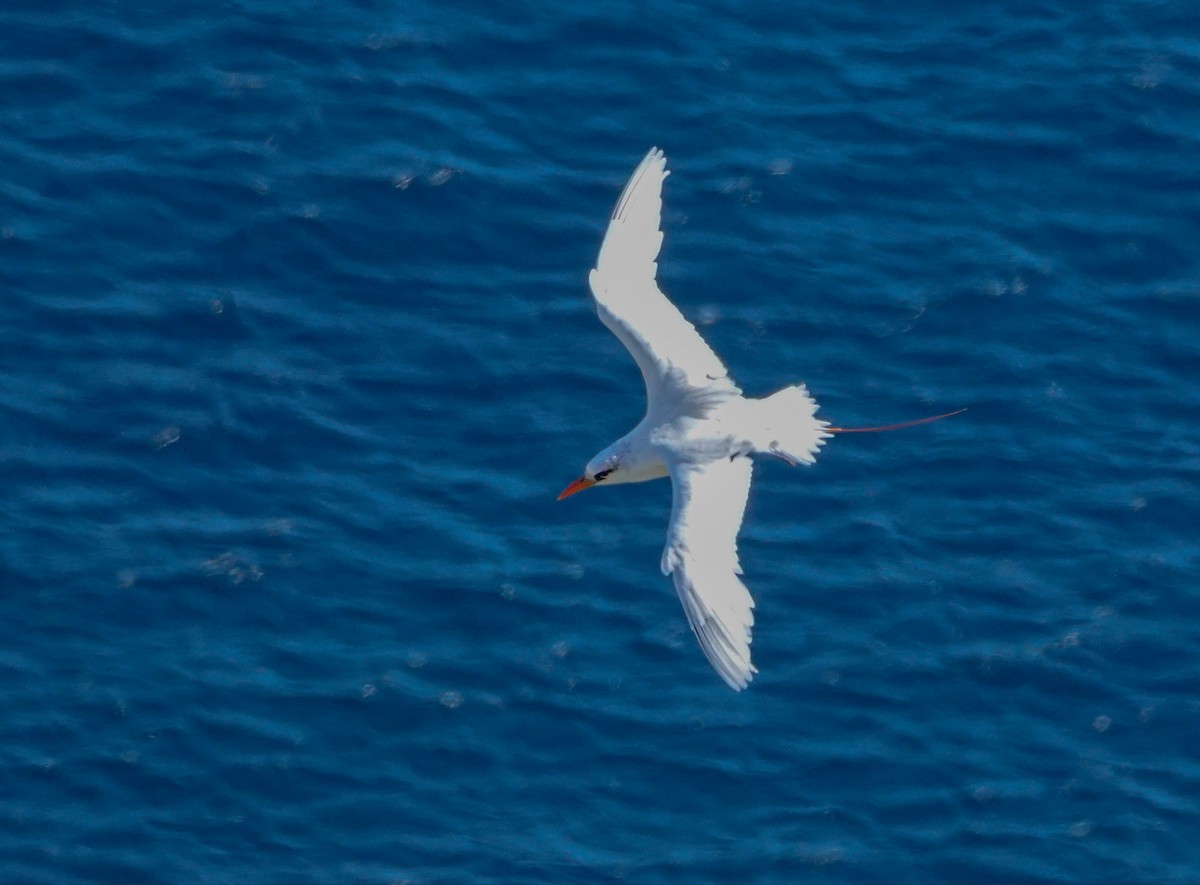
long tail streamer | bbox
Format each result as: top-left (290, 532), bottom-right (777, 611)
top-left (826, 408), bottom-right (967, 434)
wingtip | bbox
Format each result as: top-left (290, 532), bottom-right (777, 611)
top-left (719, 661), bottom-right (756, 692)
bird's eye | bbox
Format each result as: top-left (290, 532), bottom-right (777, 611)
top-left (594, 469), bottom-right (613, 481)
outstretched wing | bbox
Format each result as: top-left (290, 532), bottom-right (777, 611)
top-left (661, 456), bottom-right (757, 690)
top-left (589, 148), bottom-right (739, 410)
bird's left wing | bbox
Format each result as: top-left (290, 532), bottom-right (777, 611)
top-left (661, 456), bottom-right (757, 690)
top-left (589, 148), bottom-right (739, 410)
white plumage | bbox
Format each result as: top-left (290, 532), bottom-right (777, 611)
top-left (559, 148), bottom-right (832, 690)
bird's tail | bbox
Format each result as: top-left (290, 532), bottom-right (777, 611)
top-left (753, 384), bottom-right (831, 467)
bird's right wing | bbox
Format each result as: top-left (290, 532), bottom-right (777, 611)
top-left (661, 456), bottom-right (757, 690)
top-left (589, 148), bottom-right (739, 410)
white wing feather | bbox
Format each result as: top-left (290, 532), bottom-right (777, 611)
top-left (589, 148), bottom-right (739, 409)
top-left (661, 457), bottom-right (757, 690)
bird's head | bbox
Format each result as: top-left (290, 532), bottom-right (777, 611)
top-left (558, 439), bottom-right (670, 500)
top-left (557, 453), bottom-right (621, 500)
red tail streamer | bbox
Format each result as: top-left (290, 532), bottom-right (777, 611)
top-left (825, 408), bottom-right (967, 434)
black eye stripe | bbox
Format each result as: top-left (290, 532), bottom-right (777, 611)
top-left (594, 469), bottom-right (613, 481)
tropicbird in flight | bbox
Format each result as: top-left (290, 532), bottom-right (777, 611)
top-left (559, 148), bottom-right (960, 690)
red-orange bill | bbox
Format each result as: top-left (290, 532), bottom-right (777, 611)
top-left (557, 476), bottom-right (595, 500)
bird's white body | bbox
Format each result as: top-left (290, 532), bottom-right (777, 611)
top-left (562, 148), bottom-right (831, 690)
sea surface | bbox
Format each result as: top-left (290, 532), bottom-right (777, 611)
top-left (2, 2), bottom-right (1198, 882)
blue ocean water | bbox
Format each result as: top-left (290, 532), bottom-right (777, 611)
top-left (2, 1), bottom-right (1198, 881)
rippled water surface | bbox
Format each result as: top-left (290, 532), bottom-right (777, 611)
top-left (2, 2), bottom-right (1198, 882)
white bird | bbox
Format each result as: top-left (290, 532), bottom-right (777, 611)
top-left (559, 148), bottom-right (961, 690)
